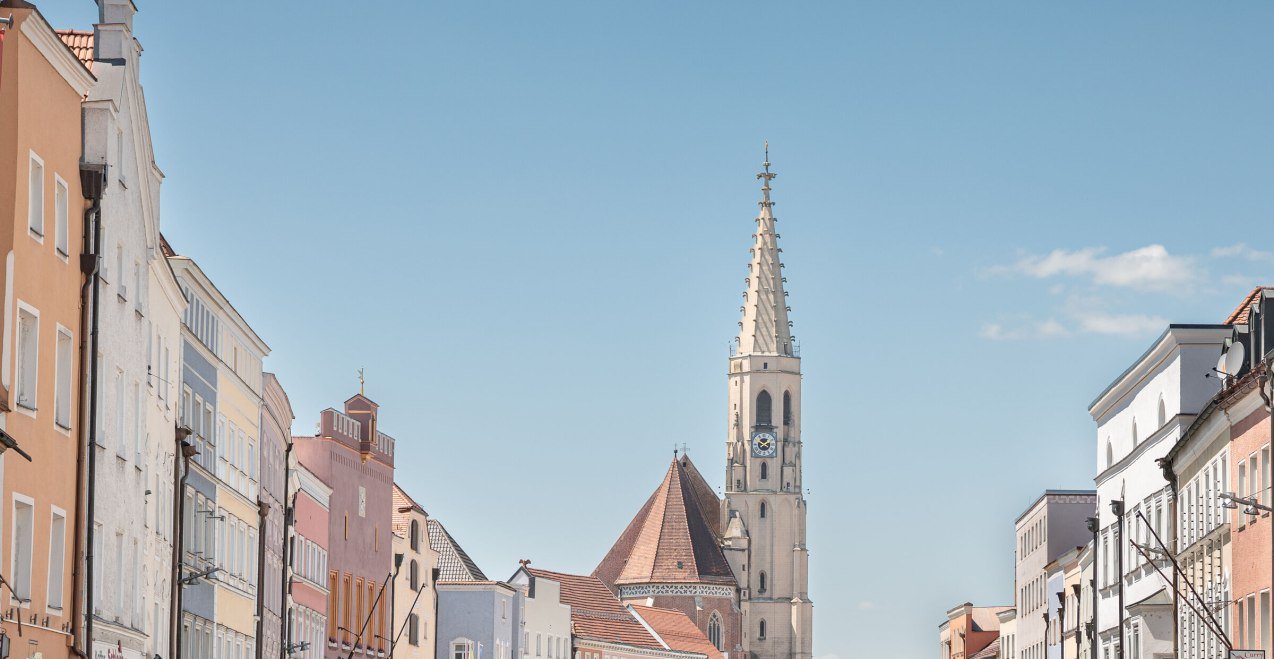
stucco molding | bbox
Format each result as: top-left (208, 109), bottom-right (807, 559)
top-left (19, 12), bottom-right (95, 94)
top-left (618, 583), bottom-right (736, 599)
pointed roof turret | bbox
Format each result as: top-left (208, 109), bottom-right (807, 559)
top-left (593, 455), bottom-right (735, 588)
top-left (736, 143), bottom-right (795, 356)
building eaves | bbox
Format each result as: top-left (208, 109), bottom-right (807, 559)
top-left (1088, 324), bottom-right (1231, 415)
top-left (1014, 490), bottom-right (1097, 525)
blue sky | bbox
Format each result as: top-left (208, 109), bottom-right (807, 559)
top-left (41, 1), bottom-right (1274, 656)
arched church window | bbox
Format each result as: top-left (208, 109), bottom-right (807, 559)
top-left (758, 571), bottom-right (768, 593)
top-left (410, 560), bottom-right (419, 591)
top-left (410, 520), bottom-right (420, 551)
top-left (1105, 440), bottom-right (1114, 469)
top-left (1158, 397), bottom-right (1167, 428)
top-left (760, 501), bottom-right (767, 519)
top-left (760, 462), bottom-right (768, 480)
top-left (758, 619), bottom-right (767, 640)
top-left (756, 391), bottom-right (772, 426)
top-left (783, 391), bottom-right (792, 426)
top-left (708, 613), bottom-right (723, 650)
top-left (1131, 419), bottom-right (1138, 447)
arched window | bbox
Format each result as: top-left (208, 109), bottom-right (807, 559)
top-left (760, 462), bottom-right (768, 480)
top-left (760, 501), bottom-right (767, 519)
top-left (410, 520), bottom-right (420, 551)
top-left (1158, 397), bottom-right (1167, 428)
top-left (758, 571), bottom-right (768, 593)
top-left (758, 619), bottom-right (767, 640)
top-left (783, 391), bottom-right (792, 426)
top-left (1131, 420), bottom-right (1138, 447)
top-left (409, 560), bottom-right (419, 591)
top-left (756, 391), bottom-right (772, 426)
top-left (708, 613), bottom-right (723, 650)
top-left (1105, 440), bottom-right (1114, 469)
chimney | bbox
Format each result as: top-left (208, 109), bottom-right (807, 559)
top-left (98, 0), bottom-right (136, 30)
top-left (94, 0), bottom-right (137, 61)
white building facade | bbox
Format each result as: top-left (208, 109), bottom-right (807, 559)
top-left (80, 2), bottom-right (186, 657)
top-left (1089, 325), bottom-right (1229, 659)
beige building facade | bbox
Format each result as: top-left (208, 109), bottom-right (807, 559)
top-left (393, 484), bottom-right (438, 659)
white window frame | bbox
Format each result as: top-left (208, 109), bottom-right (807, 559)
top-left (53, 174), bottom-right (69, 258)
top-left (14, 301), bottom-right (40, 414)
top-left (10, 492), bottom-right (35, 606)
top-left (53, 324), bottom-right (73, 432)
top-left (46, 506), bottom-right (66, 612)
top-left (28, 151), bottom-right (44, 241)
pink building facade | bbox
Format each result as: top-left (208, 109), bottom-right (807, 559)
top-left (294, 393), bottom-right (397, 659)
top-left (289, 463), bottom-right (332, 658)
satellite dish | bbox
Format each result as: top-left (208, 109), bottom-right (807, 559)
top-left (1224, 341), bottom-right (1246, 376)
top-left (1217, 353), bottom-right (1228, 377)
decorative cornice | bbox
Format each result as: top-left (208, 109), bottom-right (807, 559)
top-left (618, 583), bottom-right (736, 599)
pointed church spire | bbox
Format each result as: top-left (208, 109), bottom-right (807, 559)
top-left (736, 143), bottom-right (794, 356)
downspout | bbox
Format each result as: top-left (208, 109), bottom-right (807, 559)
top-left (76, 162), bottom-right (105, 657)
top-left (280, 439), bottom-right (292, 659)
top-left (1086, 515), bottom-right (1099, 659)
top-left (1111, 499), bottom-right (1125, 659)
top-left (255, 498), bottom-right (269, 659)
top-left (74, 162), bottom-right (105, 658)
top-left (172, 440), bottom-right (195, 659)
top-left (1156, 457), bottom-right (1178, 659)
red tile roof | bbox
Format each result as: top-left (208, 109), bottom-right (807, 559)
top-left (968, 637), bottom-right (1000, 659)
top-left (392, 483), bottom-right (426, 537)
top-left (594, 455), bottom-right (736, 588)
top-left (1226, 287), bottom-right (1273, 325)
top-left (630, 605), bottom-right (725, 659)
top-left (54, 30), bottom-right (94, 72)
top-left (524, 567), bottom-right (663, 650)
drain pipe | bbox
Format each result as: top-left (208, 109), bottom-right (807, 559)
top-left (75, 162), bottom-right (105, 657)
top-left (280, 440), bottom-right (293, 659)
top-left (172, 437), bottom-right (195, 659)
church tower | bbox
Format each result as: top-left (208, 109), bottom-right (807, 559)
top-left (723, 146), bottom-right (814, 659)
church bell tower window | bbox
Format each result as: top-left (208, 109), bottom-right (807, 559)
top-left (756, 391), bottom-right (772, 427)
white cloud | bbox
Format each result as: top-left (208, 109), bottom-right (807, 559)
top-left (979, 319), bottom-right (1071, 341)
top-left (999, 244), bottom-right (1198, 292)
top-left (1074, 312), bottom-right (1167, 336)
top-left (1212, 243), bottom-right (1274, 262)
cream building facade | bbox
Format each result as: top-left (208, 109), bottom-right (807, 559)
top-left (169, 252), bottom-right (269, 659)
top-left (393, 484), bottom-right (439, 659)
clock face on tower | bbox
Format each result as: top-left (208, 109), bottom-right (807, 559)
top-left (751, 431), bottom-right (777, 458)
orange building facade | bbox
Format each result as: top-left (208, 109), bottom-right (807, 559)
top-left (0, 3), bottom-right (94, 657)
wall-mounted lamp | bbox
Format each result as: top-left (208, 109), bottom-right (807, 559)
top-left (0, 429), bottom-right (32, 462)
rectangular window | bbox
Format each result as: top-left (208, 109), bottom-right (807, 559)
top-left (47, 509), bottom-right (66, 609)
top-left (1264, 447), bottom-right (1271, 508)
top-left (54, 175), bottom-right (68, 256)
top-left (116, 244), bottom-right (125, 299)
top-left (116, 370), bottom-right (126, 456)
top-left (28, 153), bottom-right (44, 237)
top-left (1264, 591), bottom-right (1272, 654)
top-left (54, 327), bottom-right (73, 429)
top-left (16, 306), bottom-right (39, 410)
top-left (11, 496), bottom-right (34, 601)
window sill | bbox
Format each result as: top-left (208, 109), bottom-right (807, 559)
top-left (117, 292), bottom-right (127, 303)
top-left (29, 228), bottom-right (44, 243)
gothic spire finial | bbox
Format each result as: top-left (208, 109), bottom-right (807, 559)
top-left (358, 367), bottom-right (365, 396)
top-left (737, 145), bottom-right (794, 357)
